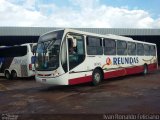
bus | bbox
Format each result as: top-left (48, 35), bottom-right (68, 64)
top-left (35, 29), bottom-right (158, 85)
top-left (0, 43), bottom-right (36, 79)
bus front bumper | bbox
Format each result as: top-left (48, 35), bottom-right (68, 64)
top-left (35, 74), bottom-right (68, 85)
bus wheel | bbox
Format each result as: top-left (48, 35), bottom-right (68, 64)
top-left (92, 69), bottom-right (102, 86)
top-left (143, 64), bottom-right (148, 75)
top-left (11, 70), bottom-right (17, 79)
top-left (5, 71), bottom-right (11, 80)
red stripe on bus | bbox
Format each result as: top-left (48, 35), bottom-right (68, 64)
top-left (69, 63), bottom-right (157, 85)
top-left (104, 69), bottom-right (126, 79)
top-left (125, 66), bottom-right (144, 75)
top-left (69, 75), bottom-right (92, 85)
top-left (148, 63), bottom-right (157, 72)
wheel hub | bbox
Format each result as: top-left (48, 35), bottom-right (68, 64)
top-left (94, 73), bottom-right (100, 82)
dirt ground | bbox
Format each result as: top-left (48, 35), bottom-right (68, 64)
top-left (0, 69), bottom-right (160, 120)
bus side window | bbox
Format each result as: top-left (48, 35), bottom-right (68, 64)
top-left (87, 36), bottom-right (103, 55)
top-left (104, 38), bottom-right (116, 55)
top-left (128, 42), bottom-right (136, 55)
top-left (137, 43), bottom-right (144, 55)
top-left (68, 38), bottom-right (77, 54)
top-left (150, 45), bottom-right (156, 56)
top-left (117, 40), bottom-right (127, 55)
top-left (144, 44), bottom-right (150, 56)
top-left (0, 46), bottom-right (27, 57)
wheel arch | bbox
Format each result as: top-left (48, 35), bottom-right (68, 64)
top-left (11, 69), bottom-right (18, 79)
top-left (4, 69), bottom-right (11, 79)
top-left (11, 69), bottom-right (19, 77)
top-left (4, 69), bottom-right (10, 74)
top-left (144, 63), bottom-right (148, 67)
top-left (11, 69), bottom-right (17, 74)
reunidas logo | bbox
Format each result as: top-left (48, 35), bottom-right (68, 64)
top-left (106, 57), bottom-right (112, 65)
top-left (105, 57), bottom-right (139, 66)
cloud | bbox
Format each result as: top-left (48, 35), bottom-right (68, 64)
top-left (69, 0), bottom-right (99, 9)
top-left (6, 0), bottom-right (36, 10)
top-left (0, 0), bottom-right (160, 28)
top-left (0, 0), bottom-right (47, 26)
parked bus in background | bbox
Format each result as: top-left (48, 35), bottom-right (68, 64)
top-left (0, 43), bottom-right (36, 79)
top-left (35, 29), bottom-right (158, 86)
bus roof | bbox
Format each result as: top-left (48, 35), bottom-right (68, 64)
top-left (64, 28), bottom-right (134, 41)
top-left (40, 28), bottom-right (156, 46)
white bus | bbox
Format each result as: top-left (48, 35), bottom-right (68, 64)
top-left (0, 43), bottom-right (36, 79)
top-left (35, 29), bottom-right (158, 85)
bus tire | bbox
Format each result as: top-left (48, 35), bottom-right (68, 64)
top-left (92, 69), bottom-right (103, 86)
top-left (143, 64), bottom-right (148, 75)
top-left (5, 71), bottom-right (11, 80)
top-left (11, 70), bottom-right (17, 79)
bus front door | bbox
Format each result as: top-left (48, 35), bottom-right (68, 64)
top-left (67, 34), bottom-right (85, 83)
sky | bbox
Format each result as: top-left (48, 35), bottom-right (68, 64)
top-left (0, 0), bottom-right (160, 28)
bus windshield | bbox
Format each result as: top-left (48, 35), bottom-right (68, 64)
top-left (35, 30), bottom-right (64, 71)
